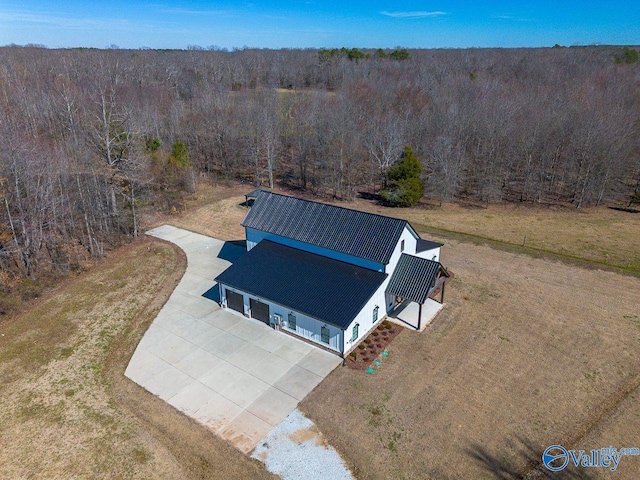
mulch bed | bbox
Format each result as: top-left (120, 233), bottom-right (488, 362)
top-left (344, 320), bottom-right (403, 370)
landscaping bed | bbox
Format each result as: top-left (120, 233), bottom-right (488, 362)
top-left (345, 320), bottom-right (403, 370)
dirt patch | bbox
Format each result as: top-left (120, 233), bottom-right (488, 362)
top-left (289, 426), bottom-right (328, 447)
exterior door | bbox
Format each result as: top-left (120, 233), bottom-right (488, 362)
top-left (250, 298), bottom-right (270, 325)
top-left (227, 290), bottom-right (244, 314)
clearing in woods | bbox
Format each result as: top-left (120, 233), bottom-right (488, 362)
top-left (1, 184), bottom-right (638, 478)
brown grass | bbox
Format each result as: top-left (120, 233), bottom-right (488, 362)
top-left (349, 199), bottom-right (640, 276)
top-left (144, 184), bottom-right (249, 241)
top-left (4, 182), bottom-right (639, 479)
top-left (0, 236), bottom-right (275, 479)
top-left (301, 239), bottom-right (640, 479)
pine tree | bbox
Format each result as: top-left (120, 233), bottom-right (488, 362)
top-left (381, 146), bottom-right (424, 207)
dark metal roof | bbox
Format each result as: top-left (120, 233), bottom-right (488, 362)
top-left (416, 238), bottom-right (444, 253)
top-left (215, 240), bottom-right (387, 330)
top-left (241, 191), bottom-right (409, 265)
top-left (386, 254), bottom-right (444, 304)
top-left (245, 188), bottom-right (271, 199)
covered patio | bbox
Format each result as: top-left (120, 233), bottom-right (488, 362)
top-left (385, 254), bottom-right (450, 331)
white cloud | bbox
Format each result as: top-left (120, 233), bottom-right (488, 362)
top-left (380, 11), bottom-right (449, 19)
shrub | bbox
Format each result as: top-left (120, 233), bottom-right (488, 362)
top-left (373, 331), bottom-right (379, 337)
top-left (364, 338), bottom-right (372, 344)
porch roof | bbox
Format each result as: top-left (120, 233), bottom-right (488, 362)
top-left (385, 254), bottom-right (446, 305)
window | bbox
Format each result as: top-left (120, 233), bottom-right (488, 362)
top-left (288, 313), bottom-right (297, 330)
top-left (321, 325), bottom-right (330, 344)
top-left (352, 323), bottom-right (359, 341)
top-left (401, 239), bottom-right (405, 252)
top-left (373, 306), bottom-right (379, 323)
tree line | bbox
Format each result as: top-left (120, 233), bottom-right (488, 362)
top-left (0, 44), bottom-right (638, 302)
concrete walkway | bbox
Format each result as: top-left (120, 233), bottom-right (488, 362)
top-left (125, 225), bottom-right (341, 453)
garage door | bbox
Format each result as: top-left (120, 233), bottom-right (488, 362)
top-left (250, 298), bottom-right (270, 325)
top-left (227, 290), bottom-right (244, 314)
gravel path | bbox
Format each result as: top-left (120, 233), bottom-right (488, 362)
top-left (252, 409), bottom-right (353, 480)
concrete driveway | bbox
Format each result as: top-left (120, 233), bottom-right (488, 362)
top-left (125, 225), bottom-right (341, 453)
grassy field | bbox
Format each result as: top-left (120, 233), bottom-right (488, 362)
top-left (0, 236), bottom-right (275, 479)
top-left (161, 185), bottom-right (640, 478)
top-left (347, 199), bottom-right (640, 277)
top-left (301, 239), bottom-right (640, 479)
top-left (2, 184), bottom-right (639, 479)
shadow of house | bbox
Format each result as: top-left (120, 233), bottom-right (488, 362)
top-left (202, 284), bottom-right (221, 302)
top-left (217, 240), bottom-right (247, 263)
top-left (201, 240), bottom-right (248, 303)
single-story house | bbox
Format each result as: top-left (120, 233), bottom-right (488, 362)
top-left (215, 191), bottom-right (449, 355)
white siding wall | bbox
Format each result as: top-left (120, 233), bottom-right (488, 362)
top-left (342, 283), bottom-right (389, 353)
top-left (245, 227), bottom-right (385, 272)
top-left (415, 247), bottom-right (440, 262)
top-left (219, 284), bottom-right (344, 352)
top-left (385, 226), bottom-right (419, 275)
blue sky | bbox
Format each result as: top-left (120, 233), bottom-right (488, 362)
top-left (0, 1), bottom-right (638, 49)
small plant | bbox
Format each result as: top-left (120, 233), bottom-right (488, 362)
top-left (364, 338), bottom-right (372, 344)
top-left (349, 352), bottom-right (357, 358)
top-left (373, 331), bottom-right (379, 337)
top-left (376, 343), bottom-right (383, 348)
top-left (362, 356), bottom-right (370, 362)
top-left (358, 344), bottom-right (366, 350)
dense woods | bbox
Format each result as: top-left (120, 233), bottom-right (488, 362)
top-left (0, 45), bottom-right (639, 301)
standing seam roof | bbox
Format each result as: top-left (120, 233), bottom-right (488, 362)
top-left (241, 191), bottom-right (408, 265)
top-left (214, 240), bottom-right (387, 330)
top-left (385, 254), bottom-right (443, 304)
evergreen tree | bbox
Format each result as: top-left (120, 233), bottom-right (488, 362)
top-left (381, 146), bottom-right (424, 206)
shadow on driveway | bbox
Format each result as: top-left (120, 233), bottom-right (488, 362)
top-left (217, 240), bottom-right (247, 263)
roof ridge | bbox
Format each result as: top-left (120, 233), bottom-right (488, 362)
top-left (255, 190), bottom-right (407, 225)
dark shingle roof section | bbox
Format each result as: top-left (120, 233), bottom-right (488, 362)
top-left (386, 254), bottom-right (443, 304)
top-left (416, 238), bottom-right (444, 253)
top-left (242, 191), bottom-right (408, 265)
top-left (215, 240), bottom-right (387, 330)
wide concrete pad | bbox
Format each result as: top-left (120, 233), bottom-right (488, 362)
top-left (125, 226), bottom-right (341, 454)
